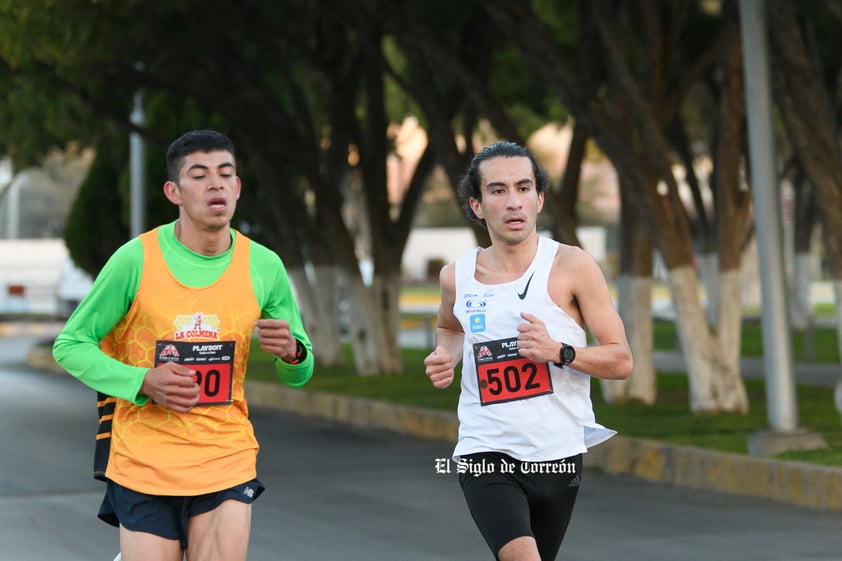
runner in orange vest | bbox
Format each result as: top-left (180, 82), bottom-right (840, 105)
top-left (53, 129), bottom-right (314, 561)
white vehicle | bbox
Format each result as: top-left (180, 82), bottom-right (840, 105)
top-left (57, 257), bottom-right (93, 317)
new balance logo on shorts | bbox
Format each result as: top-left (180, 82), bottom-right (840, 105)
top-left (244, 486), bottom-right (255, 498)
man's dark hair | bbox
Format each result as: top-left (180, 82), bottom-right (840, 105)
top-left (166, 129), bottom-right (236, 181)
top-left (457, 141), bottom-right (550, 226)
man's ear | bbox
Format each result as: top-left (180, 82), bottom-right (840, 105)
top-left (163, 181), bottom-right (181, 205)
top-left (537, 190), bottom-right (545, 214)
top-left (235, 176), bottom-right (242, 200)
top-left (469, 196), bottom-right (483, 220)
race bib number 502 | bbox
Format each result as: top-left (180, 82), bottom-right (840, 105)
top-left (155, 340), bottom-right (235, 406)
top-left (473, 337), bottom-right (553, 406)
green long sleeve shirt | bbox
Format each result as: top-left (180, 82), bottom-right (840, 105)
top-left (53, 222), bottom-right (313, 403)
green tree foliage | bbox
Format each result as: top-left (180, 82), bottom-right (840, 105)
top-left (1, 0), bottom-right (839, 390)
top-left (64, 137), bottom-right (129, 275)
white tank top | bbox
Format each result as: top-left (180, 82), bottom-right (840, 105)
top-left (452, 236), bottom-right (615, 461)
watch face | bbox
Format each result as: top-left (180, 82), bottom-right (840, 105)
top-left (562, 345), bottom-right (575, 364)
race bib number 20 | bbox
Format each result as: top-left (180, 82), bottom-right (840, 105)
top-left (473, 337), bottom-right (553, 406)
top-left (155, 340), bottom-right (235, 406)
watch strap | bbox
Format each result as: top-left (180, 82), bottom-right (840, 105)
top-left (285, 339), bottom-right (307, 365)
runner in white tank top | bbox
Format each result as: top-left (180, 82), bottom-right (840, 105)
top-left (452, 234), bottom-right (615, 462)
top-left (425, 142), bottom-right (632, 561)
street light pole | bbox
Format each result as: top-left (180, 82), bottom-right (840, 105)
top-left (129, 68), bottom-right (145, 239)
top-left (739, 0), bottom-right (826, 455)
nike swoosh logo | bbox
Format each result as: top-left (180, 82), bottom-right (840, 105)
top-left (517, 272), bottom-right (534, 300)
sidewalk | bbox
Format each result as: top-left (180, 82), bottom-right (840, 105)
top-left (654, 350), bottom-right (841, 387)
top-left (18, 321), bottom-right (842, 513)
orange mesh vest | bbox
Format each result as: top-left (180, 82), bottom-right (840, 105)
top-left (100, 227), bottom-right (260, 495)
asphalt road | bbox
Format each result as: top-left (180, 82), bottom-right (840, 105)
top-left (2, 331), bottom-right (842, 561)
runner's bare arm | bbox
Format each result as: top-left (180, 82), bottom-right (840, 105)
top-left (424, 263), bottom-right (463, 389)
top-left (545, 246), bottom-right (632, 380)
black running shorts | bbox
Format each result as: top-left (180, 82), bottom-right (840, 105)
top-left (98, 478), bottom-right (265, 548)
top-left (458, 452), bottom-right (582, 561)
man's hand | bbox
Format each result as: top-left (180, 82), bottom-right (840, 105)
top-left (256, 318), bottom-right (297, 362)
top-left (141, 362), bottom-right (200, 413)
top-left (517, 312), bottom-right (560, 363)
top-left (424, 346), bottom-right (455, 389)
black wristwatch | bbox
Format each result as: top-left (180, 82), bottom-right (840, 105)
top-left (554, 343), bottom-right (576, 367)
top-left (284, 339), bottom-right (307, 365)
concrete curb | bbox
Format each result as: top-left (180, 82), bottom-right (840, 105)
top-left (246, 380), bottom-right (458, 442)
top-left (26, 345), bottom-right (64, 373)
top-left (585, 435), bottom-right (842, 511)
top-left (245, 380), bottom-right (842, 513)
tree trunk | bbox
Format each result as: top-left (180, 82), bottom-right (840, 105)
top-left (344, 272), bottom-right (401, 375)
top-left (369, 269), bottom-right (403, 372)
top-left (601, 175), bottom-right (656, 404)
top-left (768, 0), bottom-right (842, 356)
top-left (602, 273), bottom-right (655, 404)
top-left (301, 265), bottom-right (345, 367)
top-left (669, 265), bottom-right (748, 413)
top-left (790, 252), bottom-right (814, 331)
top-left (834, 280), bottom-right (842, 369)
top-left (714, 268), bottom-right (748, 412)
top-left (788, 171), bottom-right (817, 331)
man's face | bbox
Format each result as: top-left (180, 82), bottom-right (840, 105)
top-left (165, 150), bottom-right (241, 231)
top-left (470, 156), bottom-right (544, 245)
